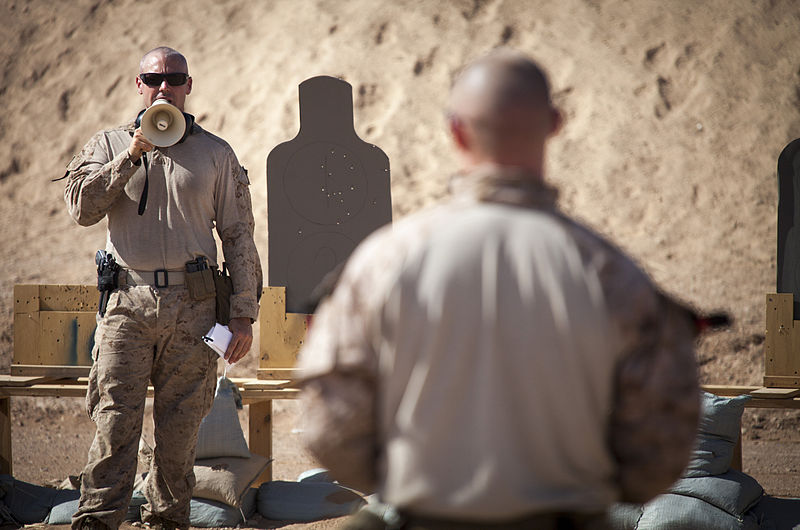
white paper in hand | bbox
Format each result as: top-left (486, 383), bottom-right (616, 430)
top-left (203, 323), bottom-right (232, 363)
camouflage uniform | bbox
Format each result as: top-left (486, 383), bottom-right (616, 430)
top-left (299, 167), bottom-right (700, 525)
top-left (64, 119), bottom-right (261, 529)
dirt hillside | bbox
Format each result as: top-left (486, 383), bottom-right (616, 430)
top-left (2, 0), bottom-right (800, 524)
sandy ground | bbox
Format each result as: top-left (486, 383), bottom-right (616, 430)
top-left (3, 0), bottom-right (800, 527)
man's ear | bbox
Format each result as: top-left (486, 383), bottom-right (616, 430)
top-left (548, 107), bottom-right (563, 136)
top-left (135, 74), bottom-right (143, 95)
top-left (186, 76), bottom-right (193, 96)
top-left (449, 115), bottom-right (471, 152)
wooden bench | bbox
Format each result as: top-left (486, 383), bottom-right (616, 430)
top-left (0, 283), bottom-right (307, 485)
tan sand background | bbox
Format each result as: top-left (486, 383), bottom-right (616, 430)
top-left (2, 0), bottom-right (800, 527)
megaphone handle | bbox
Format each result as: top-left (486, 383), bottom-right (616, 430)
top-left (137, 153), bottom-right (149, 216)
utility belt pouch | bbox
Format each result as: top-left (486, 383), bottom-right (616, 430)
top-left (213, 262), bottom-right (234, 325)
top-left (185, 256), bottom-right (216, 301)
top-left (95, 250), bottom-right (120, 317)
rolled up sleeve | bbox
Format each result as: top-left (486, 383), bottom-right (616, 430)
top-left (64, 132), bottom-right (140, 226)
top-left (216, 159), bottom-right (262, 321)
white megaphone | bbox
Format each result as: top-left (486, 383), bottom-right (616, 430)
top-left (140, 99), bottom-right (186, 147)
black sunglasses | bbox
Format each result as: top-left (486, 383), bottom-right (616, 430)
top-left (139, 72), bottom-right (189, 87)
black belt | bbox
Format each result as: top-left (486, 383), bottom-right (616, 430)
top-left (398, 511), bottom-right (609, 530)
top-left (119, 269), bottom-right (186, 288)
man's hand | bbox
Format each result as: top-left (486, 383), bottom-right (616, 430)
top-left (128, 128), bottom-right (154, 160)
top-left (225, 317), bottom-right (253, 364)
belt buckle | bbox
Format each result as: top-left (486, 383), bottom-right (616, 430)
top-left (154, 269), bottom-right (169, 288)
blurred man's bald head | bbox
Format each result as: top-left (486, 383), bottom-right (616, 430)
top-left (448, 49), bottom-right (561, 173)
top-left (449, 48), bottom-right (551, 120)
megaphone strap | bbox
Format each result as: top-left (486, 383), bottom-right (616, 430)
top-left (138, 153), bottom-right (149, 216)
top-left (131, 109), bottom-right (196, 215)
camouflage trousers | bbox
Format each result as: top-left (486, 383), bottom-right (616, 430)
top-left (72, 285), bottom-right (218, 530)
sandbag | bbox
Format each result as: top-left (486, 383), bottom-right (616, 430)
top-left (189, 487), bottom-right (257, 527)
top-left (670, 469), bottom-right (763, 517)
top-left (193, 454), bottom-right (271, 507)
top-left (637, 493), bottom-right (760, 530)
top-left (257, 480), bottom-right (365, 522)
top-left (44, 489), bottom-right (81, 524)
top-left (298, 468), bottom-right (332, 483)
top-left (684, 392), bottom-right (750, 478)
top-left (0, 474), bottom-right (58, 524)
top-left (195, 376), bottom-right (250, 459)
top-left (126, 487), bottom-right (257, 527)
top-left (607, 503), bottom-right (643, 530)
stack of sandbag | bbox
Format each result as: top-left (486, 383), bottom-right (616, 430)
top-left (190, 377), bottom-right (365, 525)
top-left (183, 375), bottom-right (270, 526)
top-left (609, 392), bottom-right (764, 530)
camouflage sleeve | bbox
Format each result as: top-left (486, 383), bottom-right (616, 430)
top-left (297, 238), bottom-right (384, 493)
top-left (216, 160), bottom-right (261, 321)
top-left (301, 373), bottom-right (378, 493)
top-left (64, 131), bottom-right (140, 226)
top-left (605, 267), bottom-right (700, 503)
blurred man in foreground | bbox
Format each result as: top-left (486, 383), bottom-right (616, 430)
top-left (298, 49), bottom-right (700, 529)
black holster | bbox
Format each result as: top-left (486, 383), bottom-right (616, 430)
top-left (95, 250), bottom-right (120, 317)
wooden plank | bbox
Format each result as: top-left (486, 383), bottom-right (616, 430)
top-left (257, 368), bottom-right (305, 381)
top-left (13, 284), bottom-right (40, 313)
top-left (13, 312), bottom-right (40, 365)
top-left (240, 389), bottom-right (299, 404)
top-left (0, 384), bottom-right (91, 398)
top-left (285, 313), bottom-right (308, 356)
top-left (739, 397), bottom-right (800, 409)
top-left (731, 433), bottom-right (742, 471)
top-left (0, 375), bottom-right (56, 387)
top-left (37, 312), bottom-right (96, 366)
top-left (749, 387), bottom-right (800, 399)
top-left (39, 285), bottom-right (97, 311)
top-left (0, 397), bottom-right (10, 475)
top-left (0, 381), bottom-right (298, 400)
top-left (763, 375), bottom-right (800, 388)
top-left (259, 287), bottom-right (307, 371)
top-left (241, 379), bottom-right (294, 390)
top-left (701, 385), bottom-right (761, 396)
top-left (765, 293), bottom-right (797, 384)
top-left (248, 400), bottom-right (273, 484)
top-left (11, 365), bottom-right (91, 378)
top-left (15, 310), bottom-right (96, 368)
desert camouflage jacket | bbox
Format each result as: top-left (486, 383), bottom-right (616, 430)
top-left (64, 119), bottom-right (261, 320)
top-left (299, 166), bottom-right (700, 517)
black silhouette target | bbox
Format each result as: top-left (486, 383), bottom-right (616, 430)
top-left (267, 75), bottom-right (392, 313)
top-left (284, 142), bottom-right (368, 226)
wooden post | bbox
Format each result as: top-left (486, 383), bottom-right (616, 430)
top-left (731, 432), bottom-right (742, 471)
top-left (764, 293), bottom-right (800, 387)
top-left (249, 400), bottom-right (272, 484)
top-left (258, 287), bottom-right (308, 380)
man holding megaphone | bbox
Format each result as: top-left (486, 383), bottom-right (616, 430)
top-left (63, 46), bottom-right (261, 530)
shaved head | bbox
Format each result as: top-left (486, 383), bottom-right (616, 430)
top-left (448, 49), bottom-right (560, 172)
top-left (140, 46), bottom-right (188, 74)
top-left (449, 48), bottom-right (551, 120)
